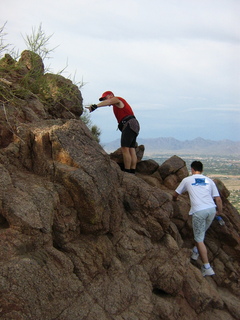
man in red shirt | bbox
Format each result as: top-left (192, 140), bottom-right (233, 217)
top-left (86, 91), bottom-right (140, 174)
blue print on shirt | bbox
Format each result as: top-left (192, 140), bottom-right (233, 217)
top-left (192, 178), bottom-right (208, 186)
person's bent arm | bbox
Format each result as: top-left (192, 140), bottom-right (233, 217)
top-left (214, 196), bottom-right (223, 215)
top-left (172, 191), bottom-right (179, 201)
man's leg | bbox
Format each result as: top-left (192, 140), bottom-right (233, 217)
top-left (121, 147), bottom-right (137, 173)
top-left (121, 147), bottom-right (131, 170)
top-left (121, 125), bottom-right (137, 172)
top-left (129, 147), bottom-right (137, 169)
top-left (196, 241), bottom-right (208, 264)
top-left (192, 209), bottom-right (215, 276)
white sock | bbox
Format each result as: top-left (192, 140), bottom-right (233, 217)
top-left (204, 263), bottom-right (210, 269)
top-left (193, 246), bottom-right (198, 253)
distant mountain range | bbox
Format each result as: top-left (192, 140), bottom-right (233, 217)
top-left (103, 137), bottom-right (240, 156)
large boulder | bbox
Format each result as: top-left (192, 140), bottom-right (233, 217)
top-left (39, 73), bottom-right (83, 118)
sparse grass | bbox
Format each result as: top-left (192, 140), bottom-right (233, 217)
top-left (22, 23), bottom-right (58, 67)
top-left (0, 22), bottom-right (10, 57)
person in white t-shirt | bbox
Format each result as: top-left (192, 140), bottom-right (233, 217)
top-left (172, 161), bottom-right (223, 277)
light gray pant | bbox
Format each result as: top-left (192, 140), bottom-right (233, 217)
top-left (192, 207), bottom-right (216, 242)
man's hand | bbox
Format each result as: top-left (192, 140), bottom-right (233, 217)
top-left (85, 104), bottom-right (98, 112)
top-left (172, 191), bottom-right (179, 202)
top-left (85, 106), bottom-right (91, 112)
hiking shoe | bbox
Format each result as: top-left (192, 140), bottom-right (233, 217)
top-left (191, 251), bottom-right (199, 260)
top-left (201, 266), bottom-right (215, 277)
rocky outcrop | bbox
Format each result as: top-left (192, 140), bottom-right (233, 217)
top-left (0, 52), bottom-right (239, 320)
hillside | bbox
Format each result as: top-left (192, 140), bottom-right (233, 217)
top-left (0, 51), bottom-right (240, 320)
top-left (104, 137), bottom-right (240, 156)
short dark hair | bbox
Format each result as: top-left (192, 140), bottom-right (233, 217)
top-left (191, 161), bottom-right (203, 172)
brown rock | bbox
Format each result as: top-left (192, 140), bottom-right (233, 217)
top-left (159, 155), bottom-right (187, 179)
top-left (213, 178), bottom-right (230, 199)
top-left (109, 144), bottom-right (144, 166)
top-left (0, 52), bottom-right (239, 320)
top-left (40, 73), bottom-right (83, 118)
top-left (17, 50), bottom-right (44, 77)
top-left (163, 173), bottom-right (179, 190)
top-left (136, 159), bottom-right (159, 174)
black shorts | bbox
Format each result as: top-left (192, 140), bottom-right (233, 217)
top-left (121, 123), bottom-right (137, 148)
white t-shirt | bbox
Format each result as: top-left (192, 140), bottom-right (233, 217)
top-left (175, 174), bottom-right (220, 215)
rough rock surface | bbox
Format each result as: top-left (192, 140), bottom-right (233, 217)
top-left (0, 52), bottom-right (239, 320)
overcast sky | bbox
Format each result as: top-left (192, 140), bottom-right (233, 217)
top-left (1, 0), bottom-right (240, 143)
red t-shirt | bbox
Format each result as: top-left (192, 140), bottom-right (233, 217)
top-left (113, 97), bottom-right (134, 123)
